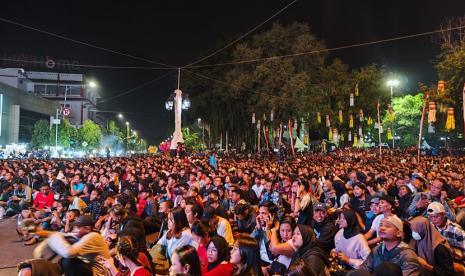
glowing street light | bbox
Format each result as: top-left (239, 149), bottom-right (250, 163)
top-left (126, 121), bottom-right (129, 126)
top-left (118, 113), bottom-right (123, 119)
top-left (88, 81), bottom-right (97, 88)
top-left (387, 79), bottom-right (400, 99)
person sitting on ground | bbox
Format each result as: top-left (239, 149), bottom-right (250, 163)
top-left (357, 216), bottom-right (420, 276)
top-left (230, 235), bottom-right (263, 276)
top-left (427, 201), bottom-right (465, 261)
top-left (332, 209), bottom-right (370, 270)
top-left (169, 245), bottom-right (202, 276)
top-left (190, 220), bottom-right (211, 274)
top-left (364, 195), bottom-right (398, 246)
top-left (268, 215), bottom-right (297, 275)
top-left (202, 205), bottom-right (234, 246)
top-left (409, 216), bottom-right (455, 275)
top-left (205, 235), bottom-right (233, 276)
top-left (289, 224), bottom-right (330, 276)
top-left (311, 203), bottom-right (338, 254)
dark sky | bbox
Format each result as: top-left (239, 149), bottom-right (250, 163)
top-left (1, 0), bottom-right (465, 143)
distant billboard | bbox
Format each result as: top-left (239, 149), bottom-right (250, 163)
top-left (1, 53), bottom-right (80, 71)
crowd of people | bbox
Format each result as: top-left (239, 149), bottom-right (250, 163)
top-left (0, 148), bottom-right (465, 276)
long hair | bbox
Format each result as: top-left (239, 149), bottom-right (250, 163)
top-left (174, 245), bottom-right (202, 276)
top-left (277, 215), bottom-right (297, 242)
top-left (167, 206), bottom-right (189, 239)
top-left (232, 235), bottom-right (263, 276)
top-left (117, 236), bottom-right (150, 272)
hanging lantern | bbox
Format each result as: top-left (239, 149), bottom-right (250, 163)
top-left (367, 117), bottom-right (373, 126)
top-left (359, 109), bottom-right (364, 122)
top-left (339, 110), bottom-right (343, 124)
top-left (270, 110), bottom-right (274, 122)
top-left (428, 101), bottom-right (436, 123)
top-left (353, 135), bottom-right (358, 147)
top-left (388, 105), bottom-right (396, 122)
top-left (304, 134), bottom-right (309, 144)
top-left (387, 128), bottom-right (393, 140)
top-left (263, 113), bottom-right (267, 121)
top-left (355, 82), bottom-right (359, 97)
top-left (252, 113), bottom-right (256, 124)
top-left (437, 80), bottom-right (445, 95)
top-left (349, 114), bottom-right (354, 128)
top-left (358, 126), bottom-right (363, 137)
top-left (328, 127), bottom-right (333, 141)
top-left (348, 131), bottom-right (352, 142)
top-left (445, 107), bottom-right (455, 131)
top-left (317, 112), bottom-right (321, 124)
top-left (326, 115), bottom-right (330, 127)
top-left (350, 93), bottom-right (354, 107)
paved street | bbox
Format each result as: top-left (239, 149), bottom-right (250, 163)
top-left (0, 217), bottom-right (35, 276)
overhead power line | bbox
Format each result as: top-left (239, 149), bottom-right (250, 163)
top-left (0, 16), bottom-right (176, 68)
top-left (184, 25), bottom-right (465, 69)
top-left (100, 70), bottom-right (177, 103)
top-left (183, 0), bottom-right (299, 68)
top-left (0, 58), bottom-right (175, 70)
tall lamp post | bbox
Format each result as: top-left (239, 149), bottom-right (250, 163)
top-left (166, 68), bottom-right (191, 151)
top-left (387, 79), bottom-right (399, 148)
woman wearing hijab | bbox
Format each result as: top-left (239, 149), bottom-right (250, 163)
top-left (332, 209), bottom-right (370, 269)
top-left (205, 235), bottom-right (233, 276)
top-left (289, 224), bottom-right (330, 276)
top-left (409, 216), bottom-right (454, 276)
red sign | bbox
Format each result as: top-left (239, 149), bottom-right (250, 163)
top-left (63, 108), bottom-right (70, 117)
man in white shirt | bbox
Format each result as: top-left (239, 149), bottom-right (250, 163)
top-left (364, 195), bottom-right (399, 246)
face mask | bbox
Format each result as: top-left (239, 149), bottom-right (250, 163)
top-left (411, 231), bottom-right (422, 241)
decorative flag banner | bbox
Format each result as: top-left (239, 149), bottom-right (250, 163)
top-left (252, 113), bottom-right (256, 124)
top-left (278, 123), bottom-right (283, 146)
top-left (289, 120), bottom-right (295, 155)
top-left (358, 126), bottom-right (363, 137)
top-left (428, 101), bottom-right (436, 123)
top-left (387, 128), bottom-right (393, 140)
top-left (317, 112), bottom-right (321, 124)
top-left (340, 133), bottom-right (344, 142)
top-left (328, 127), bottom-right (333, 141)
top-left (263, 126), bottom-right (270, 154)
top-left (333, 128), bottom-right (339, 143)
top-left (257, 120), bottom-right (261, 152)
top-left (350, 93), bottom-right (354, 106)
top-left (359, 109), bottom-right (364, 122)
top-left (353, 134), bottom-right (358, 147)
top-left (263, 113), bottom-right (267, 121)
top-left (355, 82), bottom-right (359, 97)
top-left (270, 110), bottom-right (274, 122)
top-left (377, 102), bottom-right (382, 155)
top-left (388, 105), bottom-right (396, 122)
top-left (367, 117), bottom-right (373, 126)
top-left (348, 131), bottom-right (352, 142)
top-left (326, 115), bottom-right (330, 127)
top-left (349, 114), bottom-right (354, 128)
top-left (339, 110), bottom-right (343, 124)
top-left (438, 80), bottom-right (445, 95)
top-left (445, 107), bottom-right (455, 131)
top-left (463, 83), bottom-right (465, 138)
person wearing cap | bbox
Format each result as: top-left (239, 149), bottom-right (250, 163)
top-left (427, 201), bottom-right (465, 261)
top-left (312, 202), bottom-right (337, 254)
top-left (47, 215), bottom-right (111, 275)
top-left (364, 195), bottom-right (399, 246)
top-left (408, 178), bottom-right (456, 222)
top-left (363, 197), bottom-right (381, 233)
top-left (358, 216), bottom-right (420, 276)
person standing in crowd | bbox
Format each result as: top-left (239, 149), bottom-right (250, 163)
top-left (409, 216), bottom-right (455, 275)
top-left (427, 201), bottom-right (465, 261)
top-left (332, 209), bottom-right (370, 269)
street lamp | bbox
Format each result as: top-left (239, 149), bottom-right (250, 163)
top-left (387, 79), bottom-right (400, 148)
top-left (118, 113), bottom-right (123, 119)
top-left (88, 81), bottom-right (97, 88)
top-left (165, 68), bottom-right (190, 150)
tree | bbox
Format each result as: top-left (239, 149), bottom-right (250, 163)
top-left (50, 118), bottom-right (76, 148)
top-left (30, 120), bottom-right (50, 148)
top-left (78, 120), bottom-right (102, 149)
top-left (182, 127), bottom-right (205, 152)
top-left (382, 93), bottom-right (424, 147)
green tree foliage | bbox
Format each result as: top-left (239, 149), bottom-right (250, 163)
top-left (50, 118), bottom-right (76, 148)
top-left (186, 22), bottom-right (389, 148)
top-left (30, 120), bottom-right (50, 148)
top-left (182, 127), bottom-right (205, 151)
top-left (382, 93), bottom-right (424, 147)
top-left (107, 120), bottom-right (124, 139)
top-left (78, 120), bottom-right (102, 149)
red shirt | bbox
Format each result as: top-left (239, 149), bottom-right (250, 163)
top-left (131, 267), bottom-right (151, 276)
top-left (137, 198), bottom-right (147, 216)
top-left (198, 243), bottom-right (208, 274)
top-left (205, 263), bottom-right (234, 276)
top-left (33, 192), bottom-right (54, 209)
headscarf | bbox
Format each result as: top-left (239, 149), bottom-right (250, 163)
top-left (296, 224), bottom-right (317, 256)
top-left (206, 235), bottom-right (230, 271)
top-left (409, 216), bottom-right (446, 265)
top-left (341, 209), bottom-right (362, 239)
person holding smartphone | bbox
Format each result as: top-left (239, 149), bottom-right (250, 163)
top-left (251, 201), bottom-right (277, 273)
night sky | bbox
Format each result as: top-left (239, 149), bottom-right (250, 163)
top-left (1, 0), bottom-right (465, 144)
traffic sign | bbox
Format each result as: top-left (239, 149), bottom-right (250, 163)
top-left (82, 141), bottom-right (88, 147)
top-left (63, 108), bottom-right (70, 117)
top-left (52, 119), bottom-right (61, 124)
